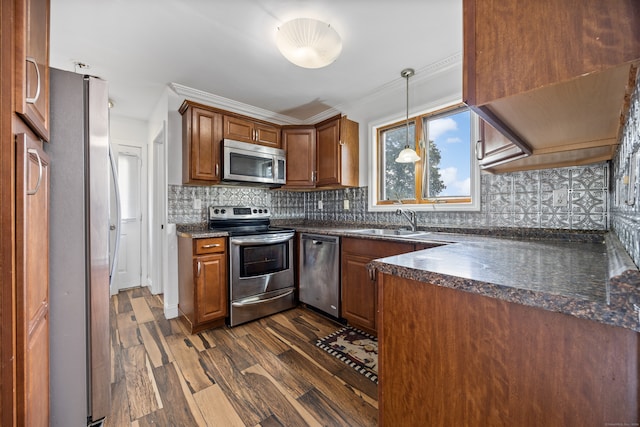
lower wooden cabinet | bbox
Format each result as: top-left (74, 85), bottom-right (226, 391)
top-left (178, 236), bottom-right (227, 333)
top-left (341, 238), bottom-right (415, 335)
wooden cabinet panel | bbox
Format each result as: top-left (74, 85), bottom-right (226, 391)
top-left (316, 117), bottom-right (341, 187)
top-left (223, 115), bottom-right (281, 148)
top-left (341, 253), bottom-right (377, 332)
top-left (378, 273), bottom-right (639, 426)
top-left (477, 119), bottom-right (527, 169)
top-left (15, 131), bottom-right (50, 427)
top-left (341, 238), bottom-right (415, 335)
top-left (282, 127), bottom-right (315, 188)
top-left (181, 102), bottom-right (222, 184)
top-left (15, 0), bottom-right (50, 141)
top-left (195, 254), bottom-right (227, 324)
top-left (178, 236), bottom-right (227, 333)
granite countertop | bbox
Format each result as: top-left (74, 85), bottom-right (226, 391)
top-left (175, 223), bottom-right (228, 239)
top-left (293, 223), bottom-right (640, 333)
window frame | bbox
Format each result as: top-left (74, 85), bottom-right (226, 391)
top-left (368, 101), bottom-right (481, 212)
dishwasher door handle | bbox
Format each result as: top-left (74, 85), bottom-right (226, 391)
top-left (312, 240), bottom-right (323, 245)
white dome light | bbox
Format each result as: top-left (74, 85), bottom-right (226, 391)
top-left (276, 18), bottom-right (342, 69)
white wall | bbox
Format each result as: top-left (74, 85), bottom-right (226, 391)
top-left (110, 115), bottom-right (150, 289)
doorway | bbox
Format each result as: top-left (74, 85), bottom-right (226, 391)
top-left (111, 144), bottom-right (142, 292)
top-left (149, 125), bottom-right (166, 295)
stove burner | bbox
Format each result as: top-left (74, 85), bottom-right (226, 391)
top-left (207, 206), bottom-right (293, 236)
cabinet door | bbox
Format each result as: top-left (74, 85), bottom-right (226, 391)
top-left (223, 115), bottom-right (254, 143)
top-left (283, 127), bottom-right (315, 188)
top-left (15, 0), bottom-right (50, 141)
top-left (477, 119), bottom-right (527, 169)
top-left (195, 254), bottom-right (227, 324)
top-left (16, 132), bottom-right (50, 427)
top-left (254, 122), bottom-right (281, 148)
top-left (316, 117), bottom-right (341, 186)
top-left (341, 252), bottom-right (377, 332)
top-left (184, 107), bottom-right (222, 183)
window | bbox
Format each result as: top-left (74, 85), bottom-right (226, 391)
top-left (371, 104), bottom-right (480, 211)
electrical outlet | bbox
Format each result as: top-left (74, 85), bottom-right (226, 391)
top-left (318, 200), bottom-right (323, 210)
top-left (343, 199), bottom-right (350, 210)
top-left (552, 189), bottom-right (568, 207)
top-left (193, 198), bottom-right (202, 210)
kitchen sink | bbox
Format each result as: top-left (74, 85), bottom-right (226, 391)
top-left (351, 228), bottom-right (431, 237)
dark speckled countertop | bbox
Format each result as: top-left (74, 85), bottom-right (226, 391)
top-left (292, 223), bottom-right (640, 333)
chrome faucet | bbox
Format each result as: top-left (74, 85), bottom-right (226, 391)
top-left (396, 208), bottom-right (417, 232)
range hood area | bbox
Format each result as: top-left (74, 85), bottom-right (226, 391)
top-left (463, 0), bottom-right (640, 174)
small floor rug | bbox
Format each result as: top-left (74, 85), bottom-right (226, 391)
top-left (316, 326), bottom-right (378, 383)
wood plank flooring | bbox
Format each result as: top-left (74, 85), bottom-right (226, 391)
top-left (106, 287), bottom-right (378, 426)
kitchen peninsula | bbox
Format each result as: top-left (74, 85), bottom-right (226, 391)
top-left (293, 224), bottom-right (640, 426)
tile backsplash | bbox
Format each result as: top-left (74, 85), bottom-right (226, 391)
top-left (168, 162), bottom-right (609, 231)
top-left (611, 69), bottom-right (640, 267)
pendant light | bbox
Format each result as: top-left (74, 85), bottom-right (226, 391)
top-left (395, 68), bottom-right (421, 163)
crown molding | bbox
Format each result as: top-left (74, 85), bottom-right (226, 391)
top-left (168, 83), bottom-right (305, 125)
top-left (169, 51), bottom-right (462, 125)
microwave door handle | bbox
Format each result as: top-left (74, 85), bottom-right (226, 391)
top-left (231, 233), bottom-right (294, 246)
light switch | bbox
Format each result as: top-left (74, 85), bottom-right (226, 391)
top-left (343, 199), bottom-right (350, 210)
top-left (193, 198), bottom-right (202, 210)
top-left (318, 200), bottom-right (323, 210)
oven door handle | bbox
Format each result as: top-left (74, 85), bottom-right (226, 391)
top-left (231, 289), bottom-right (294, 307)
top-left (231, 232), bottom-right (294, 246)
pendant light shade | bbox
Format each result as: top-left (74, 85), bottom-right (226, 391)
top-left (276, 18), bottom-right (342, 69)
top-left (395, 68), bottom-right (420, 163)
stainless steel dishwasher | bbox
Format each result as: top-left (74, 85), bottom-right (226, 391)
top-left (299, 234), bottom-right (340, 318)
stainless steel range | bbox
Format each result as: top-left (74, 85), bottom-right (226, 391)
top-left (208, 206), bottom-right (295, 326)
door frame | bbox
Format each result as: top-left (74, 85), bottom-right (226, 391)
top-left (149, 123), bottom-right (166, 295)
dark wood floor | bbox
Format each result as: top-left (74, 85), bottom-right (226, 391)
top-left (106, 287), bottom-right (378, 426)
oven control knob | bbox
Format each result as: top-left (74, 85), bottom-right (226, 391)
top-left (253, 209), bottom-right (257, 214)
top-left (264, 208), bottom-right (268, 214)
top-left (258, 209), bottom-right (263, 213)
top-left (221, 209), bottom-right (226, 214)
top-left (213, 209), bottom-right (219, 214)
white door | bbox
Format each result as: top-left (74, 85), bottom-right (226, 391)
top-left (113, 144), bottom-right (142, 291)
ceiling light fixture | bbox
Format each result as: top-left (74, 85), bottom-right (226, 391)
top-left (395, 68), bottom-right (421, 163)
top-left (276, 18), bottom-right (342, 69)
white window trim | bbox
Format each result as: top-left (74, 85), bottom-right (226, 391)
top-left (368, 97), bottom-right (481, 212)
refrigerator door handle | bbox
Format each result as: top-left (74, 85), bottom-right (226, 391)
top-left (109, 144), bottom-right (122, 285)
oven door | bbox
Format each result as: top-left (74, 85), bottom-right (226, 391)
top-left (229, 232), bottom-right (295, 301)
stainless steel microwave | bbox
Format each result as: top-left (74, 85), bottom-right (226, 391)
top-left (222, 139), bottom-right (286, 186)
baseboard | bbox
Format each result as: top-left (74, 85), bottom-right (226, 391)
top-left (164, 303), bottom-right (179, 319)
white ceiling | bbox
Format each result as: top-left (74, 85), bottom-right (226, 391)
top-left (50, 0), bottom-right (463, 123)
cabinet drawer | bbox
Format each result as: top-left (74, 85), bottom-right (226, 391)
top-left (194, 237), bottom-right (226, 255)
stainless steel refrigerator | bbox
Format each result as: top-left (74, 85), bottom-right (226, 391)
top-left (46, 68), bottom-right (112, 426)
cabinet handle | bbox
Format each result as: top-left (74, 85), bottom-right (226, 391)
top-left (215, 163), bottom-right (219, 176)
top-left (312, 171), bottom-right (317, 182)
top-left (25, 57), bottom-right (41, 104)
top-left (201, 243), bottom-right (220, 248)
top-left (196, 261), bottom-right (201, 277)
top-left (475, 140), bottom-right (485, 161)
top-left (26, 148), bottom-right (43, 195)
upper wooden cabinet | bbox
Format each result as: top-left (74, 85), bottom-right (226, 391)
top-left (282, 115), bottom-right (359, 189)
top-left (282, 126), bottom-right (316, 188)
top-left (463, 0), bottom-right (640, 173)
top-left (223, 115), bottom-right (281, 148)
top-left (180, 100), bottom-right (223, 185)
top-left (15, 0), bottom-right (50, 142)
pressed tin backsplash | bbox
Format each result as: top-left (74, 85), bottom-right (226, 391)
top-left (611, 69), bottom-right (640, 267)
top-left (168, 162), bottom-right (609, 231)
